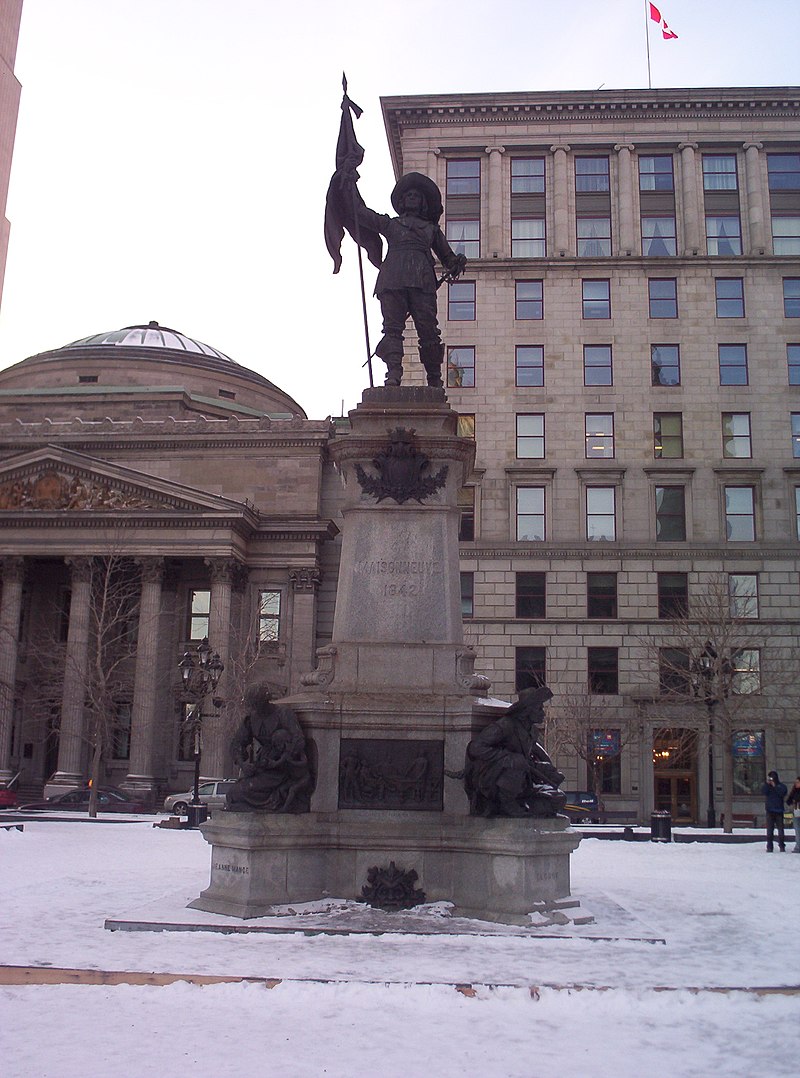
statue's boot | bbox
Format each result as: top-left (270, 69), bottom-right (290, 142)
top-left (420, 341), bottom-right (444, 388)
top-left (375, 337), bottom-right (404, 386)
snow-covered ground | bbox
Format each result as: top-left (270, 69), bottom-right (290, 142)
top-left (1, 818), bottom-right (798, 1077)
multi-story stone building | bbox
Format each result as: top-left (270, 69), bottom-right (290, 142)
top-left (381, 87), bottom-right (800, 824)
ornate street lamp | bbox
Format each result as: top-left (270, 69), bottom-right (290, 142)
top-left (178, 637), bottom-right (224, 827)
top-left (696, 641), bottom-right (718, 829)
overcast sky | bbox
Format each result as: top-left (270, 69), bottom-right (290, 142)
top-left (0, 0), bottom-right (797, 419)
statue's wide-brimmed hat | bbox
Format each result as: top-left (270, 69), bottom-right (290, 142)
top-left (390, 172), bottom-right (444, 222)
top-left (504, 685), bottom-right (553, 723)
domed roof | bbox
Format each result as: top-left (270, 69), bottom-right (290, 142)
top-left (64, 321), bottom-right (235, 363)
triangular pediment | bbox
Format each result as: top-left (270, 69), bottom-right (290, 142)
top-left (0, 445), bottom-right (251, 515)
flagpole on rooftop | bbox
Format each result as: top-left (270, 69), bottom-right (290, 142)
top-left (644, 0), bottom-right (653, 89)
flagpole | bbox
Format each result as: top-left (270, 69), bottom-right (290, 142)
top-left (644, 0), bottom-right (652, 89)
top-left (341, 73), bottom-right (374, 388)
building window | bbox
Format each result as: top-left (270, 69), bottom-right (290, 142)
top-left (258, 590), bottom-right (281, 642)
top-left (784, 278), bottom-right (800, 317)
top-left (653, 412), bottom-right (683, 458)
top-left (446, 159), bottom-right (480, 257)
top-left (725, 486), bottom-right (756, 541)
top-left (448, 281), bottom-right (475, 320)
top-left (722, 413), bottom-right (752, 458)
top-left (447, 346), bottom-right (475, 388)
top-left (515, 280), bottom-right (543, 319)
top-left (582, 279), bottom-right (611, 318)
top-left (659, 647), bottom-right (691, 695)
top-left (177, 702), bottom-right (197, 762)
top-left (515, 646), bottom-right (546, 692)
top-left (586, 487), bottom-right (616, 541)
top-left (732, 649), bottom-right (760, 694)
top-left (703, 154), bottom-right (738, 191)
top-left (587, 572), bottom-right (617, 618)
top-left (517, 486), bottom-right (545, 541)
top-left (516, 413), bottom-right (545, 459)
top-left (651, 344), bottom-right (680, 386)
top-left (789, 344), bottom-right (800, 385)
top-left (516, 572), bottom-right (546, 618)
top-left (112, 701), bottom-right (132, 760)
top-left (457, 413), bottom-right (475, 439)
top-left (658, 572), bottom-right (688, 618)
top-left (511, 157), bottom-right (545, 193)
top-left (218, 388), bottom-right (236, 400)
top-left (768, 153), bottom-right (800, 190)
top-left (460, 572), bottom-right (474, 618)
top-left (792, 414), bottom-right (800, 457)
top-left (588, 646), bottom-right (618, 694)
top-left (796, 488), bottom-right (800, 539)
top-left (188, 589), bottom-right (210, 641)
top-left (576, 156), bottom-right (610, 192)
top-left (458, 487), bottom-right (475, 541)
top-left (577, 216), bottom-right (611, 257)
top-left (719, 344), bottom-right (748, 386)
top-left (511, 218), bottom-right (546, 258)
top-left (516, 345), bottom-right (544, 387)
top-left (729, 574), bottom-right (758, 619)
top-left (649, 278), bottom-right (678, 317)
top-left (591, 730), bottom-right (622, 794)
top-left (706, 215), bottom-right (742, 256)
top-left (78, 374), bottom-right (98, 383)
top-left (585, 413), bottom-right (614, 458)
top-left (772, 216), bottom-right (800, 255)
top-left (715, 278), bottom-right (745, 317)
top-left (655, 486), bottom-right (686, 541)
top-left (584, 344), bottom-right (612, 386)
top-left (732, 731), bottom-right (766, 795)
top-left (642, 216), bottom-right (677, 256)
top-left (639, 154), bottom-right (674, 191)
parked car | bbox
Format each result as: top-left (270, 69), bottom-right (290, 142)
top-left (163, 780), bottom-right (235, 816)
top-left (0, 785), bottom-right (18, 808)
top-left (562, 791), bottom-right (602, 824)
top-left (18, 786), bottom-right (147, 812)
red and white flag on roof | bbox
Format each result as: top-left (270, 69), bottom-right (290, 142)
top-left (649, 2), bottom-right (679, 39)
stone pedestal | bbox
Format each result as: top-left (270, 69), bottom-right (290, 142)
top-left (191, 387), bottom-right (581, 924)
top-left (190, 812), bottom-right (580, 924)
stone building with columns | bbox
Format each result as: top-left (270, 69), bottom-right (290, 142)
top-left (382, 86), bottom-right (800, 824)
top-left (0, 323), bottom-right (339, 802)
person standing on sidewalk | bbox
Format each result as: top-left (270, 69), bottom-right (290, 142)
top-left (786, 776), bottom-right (800, 853)
top-left (763, 770), bottom-right (788, 852)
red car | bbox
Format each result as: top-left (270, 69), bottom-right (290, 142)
top-left (0, 786), bottom-right (18, 808)
top-left (17, 787), bottom-right (146, 813)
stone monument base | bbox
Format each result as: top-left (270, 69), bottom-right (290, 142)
top-left (189, 811), bottom-right (581, 925)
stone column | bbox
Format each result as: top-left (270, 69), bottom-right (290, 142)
top-left (743, 141), bottom-right (766, 254)
top-left (550, 144), bottom-right (571, 256)
top-left (122, 558), bottom-right (164, 797)
top-left (202, 557), bottom-right (236, 778)
top-left (484, 144), bottom-right (505, 257)
top-left (678, 142), bottom-right (701, 255)
top-left (614, 143), bottom-right (635, 255)
top-left (288, 568), bottom-right (321, 692)
top-left (0, 557), bottom-right (25, 782)
top-left (47, 557), bottom-right (93, 794)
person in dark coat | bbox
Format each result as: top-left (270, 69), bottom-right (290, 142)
top-left (762, 769), bottom-right (788, 851)
top-left (786, 776), bottom-right (800, 853)
top-left (348, 172), bottom-right (466, 387)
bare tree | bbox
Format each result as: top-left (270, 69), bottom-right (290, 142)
top-left (544, 691), bottom-right (636, 802)
top-left (643, 573), bottom-right (792, 833)
top-left (28, 555), bottom-right (142, 817)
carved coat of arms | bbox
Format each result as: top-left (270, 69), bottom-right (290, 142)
top-left (355, 428), bottom-right (447, 504)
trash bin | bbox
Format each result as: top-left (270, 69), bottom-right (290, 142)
top-left (650, 810), bottom-right (672, 843)
top-left (186, 804), bottom-right (208, 829)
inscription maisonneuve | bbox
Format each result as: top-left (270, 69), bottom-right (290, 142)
top-left (354, 559), bottom-right (442, 575)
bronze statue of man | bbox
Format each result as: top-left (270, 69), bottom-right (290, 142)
top-left (345, 171), bottom-right (466, 387)
top-left (462, 685), bottom-right (567, 818)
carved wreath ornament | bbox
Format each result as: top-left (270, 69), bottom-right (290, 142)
top-left (355, 428), bottom-right (448, 504)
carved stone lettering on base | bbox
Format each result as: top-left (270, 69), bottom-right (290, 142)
top-left (338, 738), bottom-right (443, 811)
